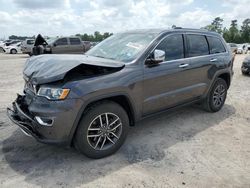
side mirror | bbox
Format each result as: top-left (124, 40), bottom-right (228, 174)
top-left (146, 49), bottom-right (165, 65)
top-left (53, 43), bottom-right (57, 47)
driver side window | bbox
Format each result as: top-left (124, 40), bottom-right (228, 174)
top-left (156, 34), bottom-right (184, 61)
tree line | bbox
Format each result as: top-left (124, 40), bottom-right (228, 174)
top-left (7, 31), bottom-right (113, 42)
top-left (75, 31), bottom-right (113, 42)
top-left (7, 18), bottom-right (250, 44)
top-left (203, 17), bottom-right (250, 43)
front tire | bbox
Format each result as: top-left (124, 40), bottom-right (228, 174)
top-left (202, 78), bottom-right (228, 112)
top-left (74, 101), bottom-right (129, 159)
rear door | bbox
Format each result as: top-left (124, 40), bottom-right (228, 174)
top-left (185, 34), bottom-right (221, 92)
top-left (53, 38), bottom-right (69, 54)
top-left (69, 38), bottom-right (83, 54)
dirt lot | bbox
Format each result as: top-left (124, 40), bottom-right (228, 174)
top-left (0, 53), bottom-right (250, 188)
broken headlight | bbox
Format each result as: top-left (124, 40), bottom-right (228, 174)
top-left (37, 87), bottom-right (70, 100)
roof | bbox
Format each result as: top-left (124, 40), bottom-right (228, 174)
top-left (122, 28), bottom-right (220, 36)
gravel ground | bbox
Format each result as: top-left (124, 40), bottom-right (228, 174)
top-left (0, 53), bottom-right (250, 188)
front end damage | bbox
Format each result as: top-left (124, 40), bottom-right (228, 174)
top-left (7, 91), bottom-right (83, 145)
top-left (7, 54), bottom-right (125, 145)
top-left (7, 94), bottom-right (42, 139)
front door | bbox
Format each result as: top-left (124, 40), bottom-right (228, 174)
top-left (142, 34), bottom-right (208, 115)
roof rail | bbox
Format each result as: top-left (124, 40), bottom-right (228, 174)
top-left (173, 27), bottom-right (209, 31)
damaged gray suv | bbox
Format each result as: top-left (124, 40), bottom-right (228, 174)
top-left (7, 28), bottom-right (234, 158)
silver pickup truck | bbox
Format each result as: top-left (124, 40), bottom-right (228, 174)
top-left (44, 37), bottom-right (85, 54)
top-left (32, 35), bottom-right (87, 55)
top-left (21, 39), bottom-right (35, 55)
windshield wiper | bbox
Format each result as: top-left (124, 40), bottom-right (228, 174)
top-left (93, 55), bottom-right (116, 60)
top-left (93, 55), bottom-right (106, 59)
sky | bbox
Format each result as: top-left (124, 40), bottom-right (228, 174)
top-left (0, 0), bottom-right (249, 39)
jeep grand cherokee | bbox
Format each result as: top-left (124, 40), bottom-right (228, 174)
top-left (7, 28), bottom-right (234, 158)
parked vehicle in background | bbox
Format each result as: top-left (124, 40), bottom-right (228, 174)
top-left (247, 44), bottom-right (250, 52)
top-left (33, 35), bottom-right (85, 55)
top-left (236, 44), bottom-right (248, 54)
top-left (241, 55), bottom-right (250, 75)
top-left (7, 28), bottom-right (234, 158)
top-left (4, 42), bottom-right (22, 54)
top-left (82, 41), bottom-right (92, 51)
top-left (45, 37), bottom-right (84, 54)
top-left (0, 40), bottom-right (22, 52)
top-left (228, 43), bottom-right (238, 53)
top-left (0, 41), bottom-right (5, 52)
top-left (91, 42), bottom-right (99, 47)
top-left (5, 40), bottom-right (22, 46)
top-left (21, 39), bottom-right (35, 56)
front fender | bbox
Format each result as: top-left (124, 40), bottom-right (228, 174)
top-left (67, 91), bottom-right (138, 145)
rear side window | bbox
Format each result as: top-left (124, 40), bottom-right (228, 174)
top-left (156, 34), bottom-right (184, 61)
top-left (70, 38), bottom-right (81, 45)
top-left (27, 40), bottom-right (34, 45)
top-left (187, 35), bottom-right (209, 57)
top-left (56, 38), bottom-right (68, 45)
top-left (207, 36), bottom-right (226, 54)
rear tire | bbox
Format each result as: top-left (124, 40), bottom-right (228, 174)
top-left (202, 78), bottom-right (228, 112)
top-left (74, 101), bottom-right (129, 159)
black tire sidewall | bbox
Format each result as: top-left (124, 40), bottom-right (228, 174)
top-left (74, 101), bottom-right (129, 159)
top-left (208, 78), bottom-right (227, 112)
top-left (11, 49), bottom-right (17, 54)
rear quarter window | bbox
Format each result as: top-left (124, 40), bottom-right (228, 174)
top-left (186, 34), bottom-right (209, 57)
top-left (207, 36), bottom-right (226, 54)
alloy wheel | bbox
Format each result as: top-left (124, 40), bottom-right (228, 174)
top-left (213, 84), bottom-right (226, 108)
top-left (87, 113), bottom-right (122, 151)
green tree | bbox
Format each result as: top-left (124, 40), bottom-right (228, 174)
top-left (204, 17), bottom-right (224, 34)
top-left (222, 27), bottom-right (230, 42)
top-left (75, 32), bottom-right (112, 42)
top-left (227, 20), bottom-right (241, 43)
top-left (241, 18), bottom-right (250, 43)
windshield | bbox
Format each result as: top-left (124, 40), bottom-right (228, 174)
top-left (85, 33), bottom-right (157, 63)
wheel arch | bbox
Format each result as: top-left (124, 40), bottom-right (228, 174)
top-left (10, 48), bottom-right (17, 54)
top-left (217, 72), bottom-right (231, 88)
top-left (68, 93), bottom-right (136, 145)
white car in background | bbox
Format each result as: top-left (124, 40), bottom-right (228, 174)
top-left (4, 42), bottom-right (22, 54)
top-left (228, 43), bottom-right (238, 53)
top-left (237, 44), bottom-right (248, 54)
top-left (247, 44), bottom-right (250, 52)
top-left (0, 41), bottom-right (7, 52)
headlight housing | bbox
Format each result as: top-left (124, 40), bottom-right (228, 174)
top-left (37, 87), bottom-right (70, 100)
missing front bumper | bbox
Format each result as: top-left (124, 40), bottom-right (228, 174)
top-left (6, 94), bottom-right (76, 145)
top-left (6, 96), bottom-right (43, 140)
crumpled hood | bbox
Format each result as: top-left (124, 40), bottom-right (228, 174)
top-left (23, 54), bottom-right (124, 84)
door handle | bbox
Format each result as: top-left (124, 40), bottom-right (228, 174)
top-left (210, 58), bottom-right (218, 62)
top-left (179, 63), bottom-right (189, 68)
